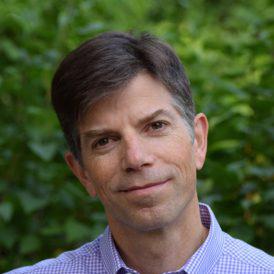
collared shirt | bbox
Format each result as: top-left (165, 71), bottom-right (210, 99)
top-left (6, 204), bottom-right (274, 274)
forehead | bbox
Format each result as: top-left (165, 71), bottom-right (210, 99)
top-left (79, 73), bottom-right (177, 130)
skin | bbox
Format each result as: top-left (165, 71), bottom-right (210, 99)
top-left (65, 72), bottom-right (209, 274)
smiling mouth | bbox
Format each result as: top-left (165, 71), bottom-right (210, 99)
top-left (122, 180), bottom-right (170, 193)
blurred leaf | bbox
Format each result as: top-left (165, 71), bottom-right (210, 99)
top-left (20, 235), bottom-right (41, 255)
top-left (17, 192), bottom-right (48, 213)
top-left (231, 104), bottom-right (254, 117)
top-left (0, 202), bottom-right (13, 222)
top-left (258, 215), bottom-right (274, 229)
top-left (263, 189), bottom-right (274, 202)
top-left (28, 142), bottom-right (58, 161)
top-left (209, 140), bottom-right (241, 152)
top-left (65, 218), bottom-right (91, 242)
top-left (0, 226), bottom-right (17, 249)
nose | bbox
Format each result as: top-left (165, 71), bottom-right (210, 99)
top-left (121, 135), bottom-right (154, 172)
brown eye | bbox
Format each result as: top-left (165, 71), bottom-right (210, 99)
top-left (150, 121), bottom-right (165, 130)
top-left (95, 137), bottom-right (109, 148)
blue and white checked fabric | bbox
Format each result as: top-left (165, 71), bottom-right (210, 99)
top-left (6, 204), bottom-right (274, 274)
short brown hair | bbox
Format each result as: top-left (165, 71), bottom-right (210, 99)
top-left (51, 31), bottom-right (195, 161)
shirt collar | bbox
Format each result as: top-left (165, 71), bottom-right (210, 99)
top-left (99, 226), bottom-right (128, 274)
top-left (180, 203), bottom-right (225, 273)
top-left (100, 203), bottom-right (225, 274)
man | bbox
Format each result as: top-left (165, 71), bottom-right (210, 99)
top-left (7, 32), bottom-right (273, 274)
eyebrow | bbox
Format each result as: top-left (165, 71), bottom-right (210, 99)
top-left (81, 108), bottom-right (175, 140)
top-left (136, 109), bottom-right (174, 127)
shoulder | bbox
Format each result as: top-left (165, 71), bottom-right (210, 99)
top-left (5, 235), bottom-right (107, 274)
top-left (214, 232), bottom-right (274, 273)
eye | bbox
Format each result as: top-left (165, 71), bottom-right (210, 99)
top-left (148, 120), bottom-right (169, 132)
top-left (150, 121), bottom-right (165, 130)
top-left (93, 137), bottom-right (115, 150)
top-left (96, 137), bottom-right (109, 147)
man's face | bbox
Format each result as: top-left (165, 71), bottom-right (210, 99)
top-left (66, 73), bottom-right (208, 232)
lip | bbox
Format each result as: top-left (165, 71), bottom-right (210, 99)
top-left (122, 179), bottom-right (170, 193)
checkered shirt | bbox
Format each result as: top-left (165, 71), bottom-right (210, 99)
top-left (6, 203), bottom-right (274, 274)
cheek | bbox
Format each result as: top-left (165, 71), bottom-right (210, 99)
top-left (157, 134), bottom-right (196, 178)
top-left (85, 154), bottom-right (119, 192)
top-left (157, 132), bottom-right (194, 161)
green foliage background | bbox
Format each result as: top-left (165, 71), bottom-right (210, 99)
top-left (0, 0), bottom-right (273, 271)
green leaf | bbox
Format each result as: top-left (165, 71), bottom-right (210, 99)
top-left (0, 202), bottom-right (13, 222)
top-left (231, 104), bottom-right (254, 117)
top-left (20, 235), bottom-right (41, 254)
top-left (0, 226), bottom-right (17, 249)
top-left (263, 189), bottom-right (274, 202)
top-left (65, 218), bottom-right (91, 242)
top-left (28, 142), bottom-right (58, 161)
top-left (209, 140), bottom-right (241, 152)
top-left (17, 192), bottom-right (48, 213)
top-left (258, 215), bottom-right (274, 229)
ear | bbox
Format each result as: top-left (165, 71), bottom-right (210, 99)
top-left (193, 113), bottom-right (208, 170)
top-left (64, 152), bottom-right (97, 197)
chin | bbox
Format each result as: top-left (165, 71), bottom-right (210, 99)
top-left (126, 219), bottom-right (168, 233)
top-left (126, 207), bottom-right (179, 232)
top-left (107, 194), bottom-right (191, 233)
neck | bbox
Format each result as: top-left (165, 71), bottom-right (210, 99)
top-left (108, 197), bottom-right (208, 274)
